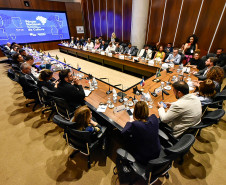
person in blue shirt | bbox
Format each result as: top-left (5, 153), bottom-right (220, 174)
top-left (121, 101), bottom-right (161, 165)
top-left (165, 48), bottom-right (181, 65)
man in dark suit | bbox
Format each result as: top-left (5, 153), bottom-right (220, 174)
top-left (19, 49), bottom-right (27, 60)
top-left (100, 40), bottom-right (107, 50)
top-left (123, 43), bottom-right (137, 56)
top-left (56, 69), bottom-right (85, 112)
top-left (19, 63), bottom-right (38, 99)
top-left (193, 57), bottom-right (217, 80)
top-left (12, 53), bottom-right (25, 69)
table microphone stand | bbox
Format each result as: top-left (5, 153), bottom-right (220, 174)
top-left (100, 78), bottom-right (112, 94)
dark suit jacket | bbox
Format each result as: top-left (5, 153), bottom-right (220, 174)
top-left (56, 81), bottom-right (85, 112)
top-left (194, 67), bottom-right (209, 81)
top-left (100, 44), bottom-right (107, 50)
top-left (121, 114), bottom-right (161, 164)
top-left (19, 73), bottom-right (38, 99)
top-left (123, 46), bottom-right (137, 56)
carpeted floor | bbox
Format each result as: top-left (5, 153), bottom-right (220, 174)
top-left (47, 49), bottom-right (141, 90)
top-left (1, 56), bottom-right (226, 185)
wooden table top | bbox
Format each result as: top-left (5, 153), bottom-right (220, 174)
top-left (52, 45), bottom-right (198, 130)
top-left (32, 46), bottom-right (198, 131)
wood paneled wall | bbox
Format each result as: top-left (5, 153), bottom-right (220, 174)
top-left (145, 0), bottom-right (226, 53)
top-left (0, 0), bottom-right (84, 52)
top-left (81, 0), bottom-right (132, 42)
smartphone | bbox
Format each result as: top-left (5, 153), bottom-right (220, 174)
top-left (127, 109), bottom-right (133, 116)
top-left (160, 101), bottom-right (167, 109)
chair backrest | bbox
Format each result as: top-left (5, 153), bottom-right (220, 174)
top-left (214, 89), bottom-right (226, 102)
top-left (7, 68), bottom-right (19, 82)
top-left (52, 115), bottom-right (75, 129)
top-left (11, 64), bottom-right (21, 73)
top-left (52, 96), bottom-right (71, 120)
top-left (206, 53), bottom-right (217, 59)
top-left (164, 134), bottom-right (195, 158)
top-left (65, 127), bottom-right (92, 154)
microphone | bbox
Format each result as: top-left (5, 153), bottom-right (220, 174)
top-left (167, 76), bottom-right (172, 85)
top-left (162, 89), bottom-right (164, 100)
top-left (149, 87), bottom-right (158, 97)
top-left (114, 84), bottom-right (126, 103)
top-left (100, 78), bottom-right (112, 94)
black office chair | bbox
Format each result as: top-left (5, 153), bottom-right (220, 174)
top-left (53, 115), bottom-right (107, 169)
top-left (37, 86), bottom-right (56, 121)
top-left (115, 134), bottom-right (195, 185)
top-left (52, 96), bottom-right (74, 121)
top-left (7, 68), bottom-right (19, 82)
top-left (11, 64), bottom-right (21, 74)
top-left (206, 53), bottom-right (217, 59)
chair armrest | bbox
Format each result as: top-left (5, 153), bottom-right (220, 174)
top-left (116, 148), bottom-right (135, 163)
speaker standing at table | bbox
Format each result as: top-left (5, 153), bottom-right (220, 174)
top-left (121, 101), bottom-right (161, 165)
top-left (56, 69), bottom-right (85, 112)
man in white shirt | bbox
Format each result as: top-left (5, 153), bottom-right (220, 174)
top-left (105, 42), bottom-right (116, 53)
top-left (84, 38), bottom-right (94, 50)
top-left (138, 45), bottom-right (152, 59)
top-left (4, 42), bottom-right (11, 50)
top-left (157, 81), bottom-right (202, 138)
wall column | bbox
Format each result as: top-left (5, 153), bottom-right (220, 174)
top-left (130, 0), bottom-right (149, 50)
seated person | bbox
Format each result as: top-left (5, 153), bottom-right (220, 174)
top-left (193, 57), bottom-right (217, 81)
top-left (105, 42), bottom-right (116, 53)
top-left (154, 45), bottom-right (165, 62)
top-left (187, 52), bottom-right (205, 70)
top-left (98, 36), bottom-right (103, 43)
top-left (183, 34), bottom-right (198, 64)
top-left (138, 45), bottom-right (152, 59)
top-left (164, 43), bottom-right (173, 54)
top-left (19, 49), bottom-right (27, 60)
top-left (121, 101), bottom-right (161, 165)
top-left (71, 105), bottom-right (101, 136)
top-left (157, 81), bottom-right (202, 138)
top-left (195, 79), bottom-right (216, 106)
top-left (80, 36), bottom-right (85, 46)
top-left (37, 69), bottom-right (56, 91)
top-left (12, 53), bottom-right (24, 68)
top-left (74, 37), bottom-right (80, 46)
top-left (115, 42), bottom-right (124, 53)
top-left (123, 43), bottom-right (137, 56)
top-left (215, 48), bottom-right (226, 67)
top-left (84, 38), bottom-right (94, 50)
top-left (206, 66), bottom-right (224, 92)
top-left (10, 45), bottom-right (19, 56)
top-left (4, 42), bottom-right (11, 51)
top-left (25, 55), bottom-right (39, 79)
top-left (56, 69), bottom-right (85, 112)
top-left (165, 48), bottom-right (181, 65)
top-left (19, 63), bottom-right (38, 99)
top-left (94, 39), bottom-right (101, 50)
top-left (100, 40), bottom-right (107, 50)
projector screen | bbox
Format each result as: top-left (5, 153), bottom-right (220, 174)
top-left (0, 9), bottom-right (70, 45)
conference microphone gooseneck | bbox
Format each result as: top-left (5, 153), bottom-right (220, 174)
top-left (100, 78), bottom-right (112, 94)
top-left (149, 87), bottom-right (158, 97)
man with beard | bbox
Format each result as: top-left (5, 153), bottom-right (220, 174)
top-left (157, 81), bottom-right (202, 138)
top-left (56, 69), bottom-right (85, 112)
top-left (193, 57), bottom-right (217, 80)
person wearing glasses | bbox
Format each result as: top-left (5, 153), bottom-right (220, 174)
top-left (165, 48), bottom-right (181, 65)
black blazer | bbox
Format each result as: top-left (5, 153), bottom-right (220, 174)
top-left (56, 81), bottom-right (85, 112)
top-left (121, 114), bottom-right (161, 164)
top-left (37, 80), bottom-right (56, 91)
top-left (194, 67), bottom-right (208, 81)
top-left (100, 44), bottom-right (107, 50)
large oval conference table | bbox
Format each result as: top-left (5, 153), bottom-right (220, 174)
top-left (51, 44), bottom-right (198, 131)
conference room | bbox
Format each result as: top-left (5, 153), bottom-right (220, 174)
top-left (0, 0), bottom-right (226, 184)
